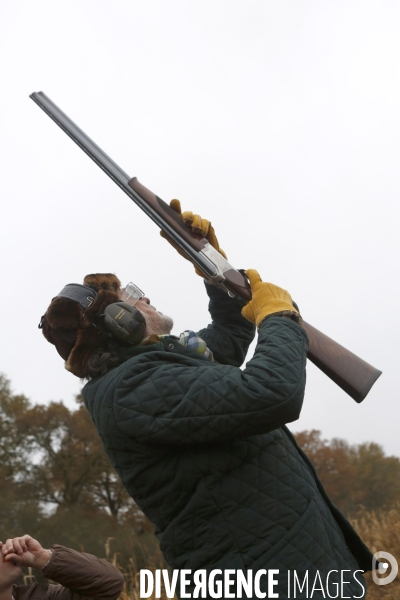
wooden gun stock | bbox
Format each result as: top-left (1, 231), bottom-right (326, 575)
top-left (302, 322), bottom-right (381, 403)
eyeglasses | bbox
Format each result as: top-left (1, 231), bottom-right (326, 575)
top-left (121, 282), bottom-right (145, 305)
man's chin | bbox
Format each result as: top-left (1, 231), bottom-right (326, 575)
top-left (164, 319), bottom-right (174, 334)
top-left (157, 313), bottom-right (174, 334)
top-left (165, 318), bottom-right (173, 330)
top-left (145, 312), bottom-right (174, 336)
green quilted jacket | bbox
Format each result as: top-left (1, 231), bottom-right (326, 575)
top-left (82, 284), bottom-right (372, 598)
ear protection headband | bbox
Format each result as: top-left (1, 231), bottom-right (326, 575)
top-left (56, 283), bottom-right (146, 345)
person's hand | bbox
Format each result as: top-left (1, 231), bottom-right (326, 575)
top-left (160, 200), bottom-right (227, 277)
top-left (0, 536), bottom-right (52, 569)
top-left (241, 269), bottom-right (299, 327)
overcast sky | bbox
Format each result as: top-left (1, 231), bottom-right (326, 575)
top-left (1, 0), bottom-right (399, 456)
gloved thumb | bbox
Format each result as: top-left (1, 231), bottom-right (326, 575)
top-left (245, 269), bottom-right (263, 290)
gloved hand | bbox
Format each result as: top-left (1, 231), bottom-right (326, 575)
top-left (160, 200), bottom-right (227, 277)
top-left (241, 269), bottom-right (299, 327)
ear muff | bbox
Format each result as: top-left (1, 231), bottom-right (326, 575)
top-left (47, 284), bottom-right (146, 346)
top-left (101, 302), bottom-right (146, 345)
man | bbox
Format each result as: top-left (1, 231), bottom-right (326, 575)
top-left (0, 534), bottom-right (124, 600)
top-left (40, 206), bottom-right (373, 598)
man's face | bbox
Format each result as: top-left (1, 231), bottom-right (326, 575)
top-left (119, 292), bottom-right (174, 337)
top-left (0, 542), bottom-right (22, 589)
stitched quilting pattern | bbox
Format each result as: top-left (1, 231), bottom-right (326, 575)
top-left (83, 311), bottom-right (368, 599)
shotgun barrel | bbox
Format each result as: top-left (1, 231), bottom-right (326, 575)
top-left (30, 91), bottom-right (382, 402)
top-left (29, 92), bottom-right (217, 280)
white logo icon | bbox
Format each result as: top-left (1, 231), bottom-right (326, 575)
top-left (372, 551), bottom-right (398, 586)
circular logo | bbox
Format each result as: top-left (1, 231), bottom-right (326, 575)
top-left (372, 551), bottom-right (398, 586)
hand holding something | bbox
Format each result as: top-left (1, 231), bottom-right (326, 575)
top-left (1, 536), bottom-right (51, 569)
top-left (241, 269), bottom-right (299, 327)
top-left (160, 200), bottom-right (227, 277)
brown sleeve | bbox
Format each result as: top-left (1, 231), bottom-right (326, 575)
top-left (41, 545), bottom-right (124, 600)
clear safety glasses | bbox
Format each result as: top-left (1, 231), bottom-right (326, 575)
top-left (121, 282), bottom-right (145, 305)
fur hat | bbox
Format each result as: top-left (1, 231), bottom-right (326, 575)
top-left (40, 273), bottom-right (122, 378)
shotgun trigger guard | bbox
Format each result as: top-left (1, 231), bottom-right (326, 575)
top-left (199, 244), bottom-right (236, 297)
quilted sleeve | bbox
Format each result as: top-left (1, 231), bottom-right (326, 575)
top-left (113, 317), bottom-right (308, 444)
top-left (42, 545), bottom-right (124, 600)
top-left (196, 280), bottom-right (256, 367)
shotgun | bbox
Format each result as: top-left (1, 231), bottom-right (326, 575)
top-left (30, 91), bottom-right (382, 402)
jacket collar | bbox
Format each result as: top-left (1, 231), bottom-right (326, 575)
top-left (118, 335), bottom-right (211, 363)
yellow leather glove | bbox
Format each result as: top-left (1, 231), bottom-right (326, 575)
top-left (241, 269), bottom-right (299, 327)
top-left (160, 200), bottom-right (227, 277)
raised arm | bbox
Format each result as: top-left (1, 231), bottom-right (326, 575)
top-left (95, 271), bottom-right (308, 445)
top-left (42, 545), bottom-right (124, 600)
top-left (2, 536), bottom-right (123, 600)
top-left (197, 280), bottom-right (255, 366)
top-left (110, 315), bottom-right (308, 445)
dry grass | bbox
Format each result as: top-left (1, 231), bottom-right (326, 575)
top-left (350, 505), bottom-right (400, 599)
top-left (111, 542), bottom-right (176, 600)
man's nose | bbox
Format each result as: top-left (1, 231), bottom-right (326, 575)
top-left (141, 296), bottom-right (151, 305)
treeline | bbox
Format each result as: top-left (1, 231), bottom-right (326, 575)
top-left (294, 429), bottom-right (400, 514)
top-left (1, 373), bottom-right (400, 580)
